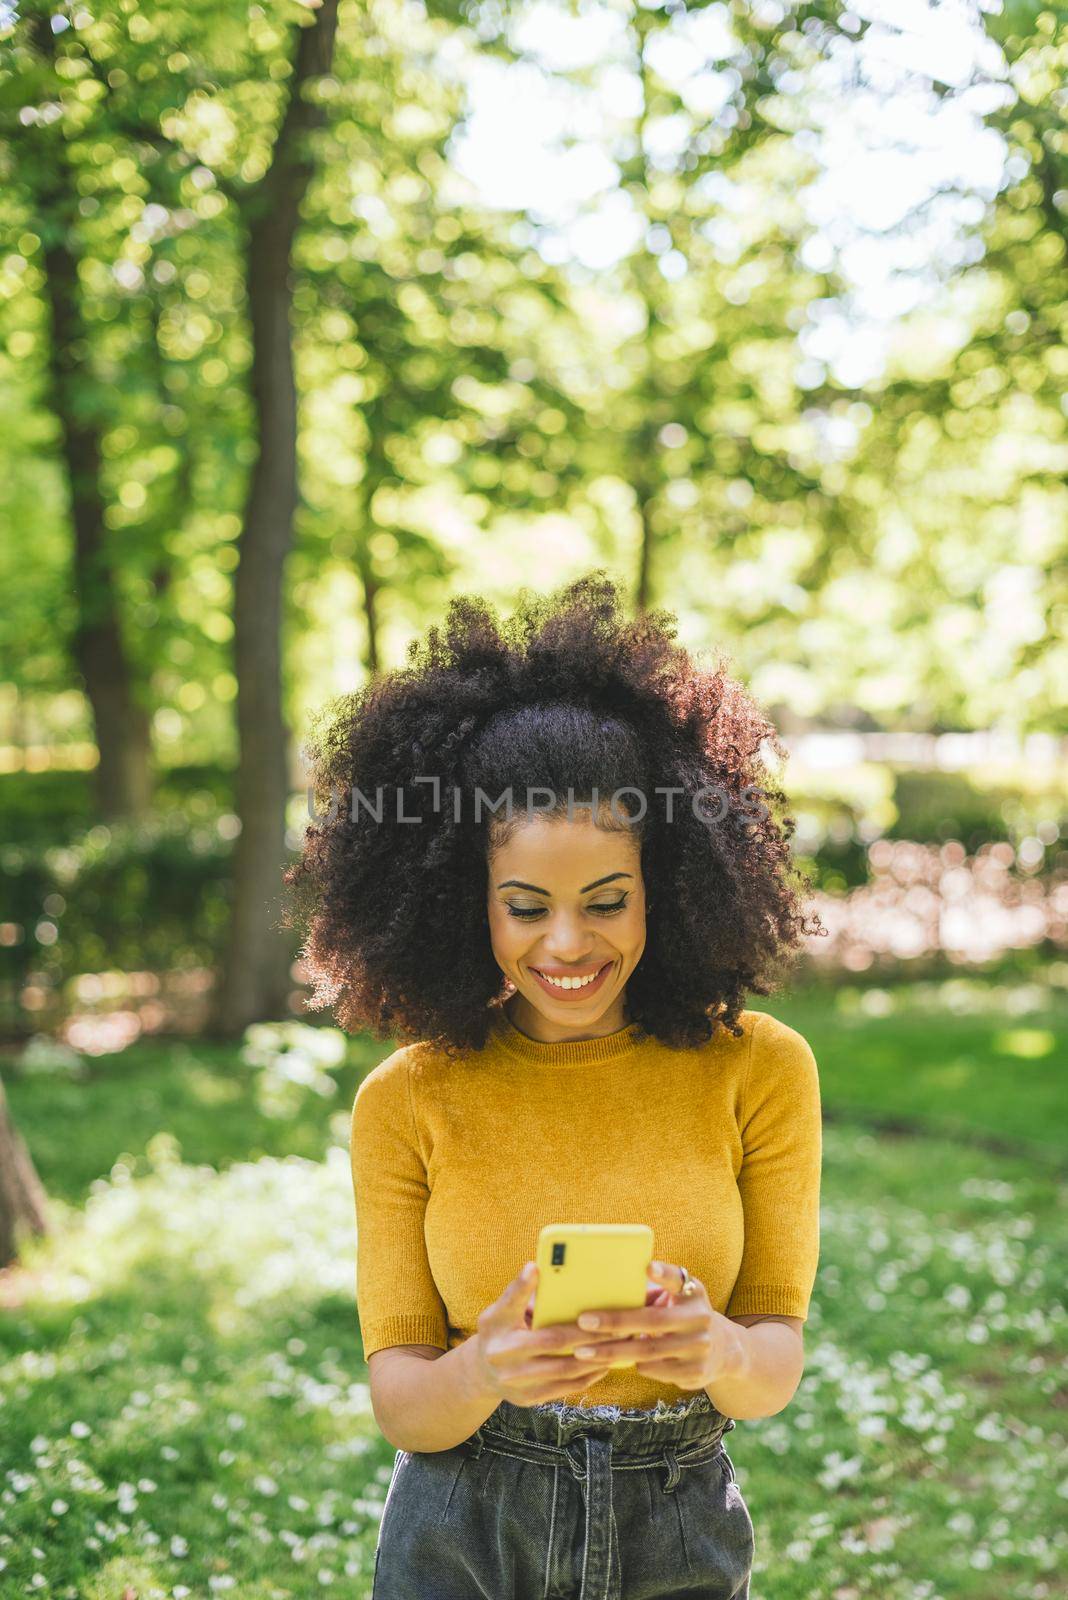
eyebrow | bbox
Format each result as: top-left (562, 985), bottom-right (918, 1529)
top-left (496, 873), bottom-right (634, 895)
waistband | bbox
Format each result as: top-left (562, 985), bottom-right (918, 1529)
top-left (461, 1392), bottom-right (738, 1600)
top-left (470, 1389), bottom-right (735, 1460)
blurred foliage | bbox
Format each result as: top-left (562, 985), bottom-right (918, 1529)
top-left (0, 0), bottom-right (1064, 751)
top-left (0, 768), bottom-right (96, 850)
top-left (789, 0), bottom-right (1068, 730)
top-left (240, 1018), bottom-right (349, 1118)
top-left (0, 810), bottom-right (237, 1019)
top-left (0, 762), bottom-right (238, 850)
top-left (0, 0), bottom-right (1065, 1036)
top-left (888, 769), bottom-right (1046, 850)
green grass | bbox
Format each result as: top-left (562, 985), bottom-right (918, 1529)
top-left (758, 974), bottom-right (1067, 1160)
top-left (2, 1033), bottom-right (390, 1208)
top-left (1, 977), bottom-right (1065, 1600)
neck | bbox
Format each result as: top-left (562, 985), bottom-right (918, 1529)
top-left (502, 990), bottom-right (631, 1044)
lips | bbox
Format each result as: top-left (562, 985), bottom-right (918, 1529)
top-left (532, 964), bottom-right (606, 978)
top-left (527, 960), bottom-right (613, 1001)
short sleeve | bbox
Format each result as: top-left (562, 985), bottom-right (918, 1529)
top-left (349, 1048), bottom-right (449, 1357)
top-left (725, 1012), bottom-right (823, 1322)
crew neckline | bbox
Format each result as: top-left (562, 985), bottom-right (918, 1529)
top-left (488, 1007), bottom-right (648, 1068)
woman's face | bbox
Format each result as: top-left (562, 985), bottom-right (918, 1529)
top-left (486, 811), bottom-right (647, 1041)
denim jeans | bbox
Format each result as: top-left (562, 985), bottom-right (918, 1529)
top-left (371, 1391), bottom-right (754, 1599)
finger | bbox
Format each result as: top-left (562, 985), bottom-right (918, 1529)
top-left (648, 1260), bottom-right (704, 1301)
top-left (575, 1331), bottom-right (701, 1361)
top-left (530, 1324), bottom-right (619, 1355)
top-left (495, 1263), bottom-right (536, 1321)
top-left (577, 1307), bottom-right (684, 1337)
top-left (493, 1326), bottom-right (615, 1372)
top-left (507, 1352), bottom-right (619, 1386)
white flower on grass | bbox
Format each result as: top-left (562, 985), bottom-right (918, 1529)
top-left (817, 1452), bottom-right (865, 1491)
top-left (241, 1022), bottom-right (347, 1117)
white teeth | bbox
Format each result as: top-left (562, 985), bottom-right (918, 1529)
top-left (535, 966), bottom-right (605, 990)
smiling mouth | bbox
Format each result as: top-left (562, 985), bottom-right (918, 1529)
top-left (528, 960), bottom-right (613, 997)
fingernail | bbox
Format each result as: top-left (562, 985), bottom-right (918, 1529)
top-left (575, 1346), bottom-right (596, 1358)
top-left (650, 1261), bottom-right (664, 1274)
top-left (578, 1313), bottom-right (599, 1330)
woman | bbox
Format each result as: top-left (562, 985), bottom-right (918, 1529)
top-left (286, 571), bottom-right (824, 1599)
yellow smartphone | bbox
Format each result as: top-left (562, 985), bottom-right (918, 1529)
top-left (531, 1223), bottom-right (654, 1369)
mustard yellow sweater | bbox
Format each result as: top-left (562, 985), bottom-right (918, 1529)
top-left (349, 1006), bottom-right (822, 1410)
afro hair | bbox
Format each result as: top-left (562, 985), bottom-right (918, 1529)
top-left (283, 570), bottom-right (824, 1057)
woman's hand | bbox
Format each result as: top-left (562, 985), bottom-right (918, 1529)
top-left (570, 1260), bottom-right (744, 1390)
top-left (470, 1263), bottom-right (623, 1406)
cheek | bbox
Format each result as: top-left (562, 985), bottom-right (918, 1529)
top-left (488, 907), bottom-right (524, 957)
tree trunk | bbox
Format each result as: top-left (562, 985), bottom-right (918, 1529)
top-left (635, 490), bottom-right (654, 615)
top-left (354, 534), bottom-right (381, 677)
top-left (209, 0), bottom-right (340, 1037)
top-left (31, 16), bottom-right (153, 822)
top-left (0, 1075), bottom-right (50, 1270)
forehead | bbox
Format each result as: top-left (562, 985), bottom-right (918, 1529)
top-left (489, 813), bottom-right (641, 885)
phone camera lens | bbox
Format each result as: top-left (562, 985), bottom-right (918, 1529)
top-left (551, 1243), bottom-right (566, 1266)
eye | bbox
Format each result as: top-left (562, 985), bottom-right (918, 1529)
top-left (504, 897), bottom-right (629, 920)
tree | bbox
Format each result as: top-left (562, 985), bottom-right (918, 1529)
top-left (0, 1073), bottom-right (50, 1270)
top-left (7, 4), bottom-right (162, 818)
top-left (209, 0), bottom-right (341, 1035)
top-left (793, 0), bottom-right (1067, 731)
top-left (460, 0), bottom-right (853, 614)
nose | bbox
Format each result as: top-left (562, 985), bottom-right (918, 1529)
top-left (538, 908), bottom-right (599, 962)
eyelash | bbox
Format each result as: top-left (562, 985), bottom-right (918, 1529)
top-left (506, 899), bottom-right (629, 920)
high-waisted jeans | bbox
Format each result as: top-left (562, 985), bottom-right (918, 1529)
top-left (371, 1391), bottom-right (754, 1600)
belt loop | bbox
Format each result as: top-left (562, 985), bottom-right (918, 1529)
top-left (661, 1445), bottom-right (681, 1493)
top-left (467, 1427), bottom-right (485, 1459)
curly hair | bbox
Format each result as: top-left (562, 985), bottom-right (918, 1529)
top-left (283, 570), bottom-right (824, 1057)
